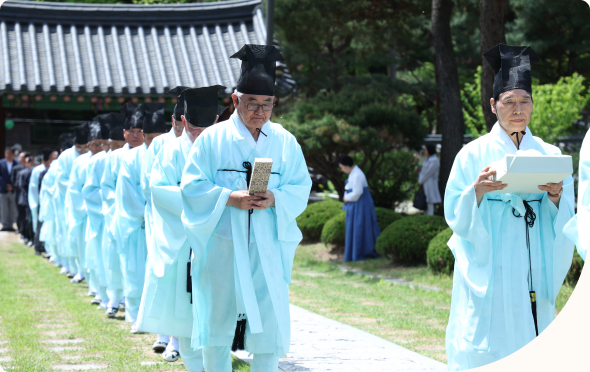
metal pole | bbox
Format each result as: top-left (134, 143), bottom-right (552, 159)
top-left (266, 0), bottom-right (274, 46)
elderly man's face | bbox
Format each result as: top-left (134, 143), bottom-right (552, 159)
top-left (109, 140), bottom-right (125, 151)
top-left (171, 115), bottom-right (184, 138)
top-left (490, 89), bottom-right (533, 134)
top-left (75, 143), bottom-right (89, 155)
top-left (181, 115), bottom-right (219, 144)
top-left (124, 128), bottom-right (143, 148)
top-left (232, 93), bottom-right (273, 130)
top-left (88, 139), bottom-right (103, 155)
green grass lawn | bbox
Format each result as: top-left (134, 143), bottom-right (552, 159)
top-left (0, 238), bottom-right (250, 372)
top-left (289, 243), bottom-right (579, 364)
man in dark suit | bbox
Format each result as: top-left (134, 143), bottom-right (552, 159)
top-left (16, 155), bottom-right (34, 244)
top-left (11, 151), bottom-right (28, 233)
top-left (0, 147), bottom-right (19, 231)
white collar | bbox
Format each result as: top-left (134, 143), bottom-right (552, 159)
top-left (232, 112), bottom-right (269, 151)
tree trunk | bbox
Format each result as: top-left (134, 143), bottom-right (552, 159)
top-left (432, 0), bottom-right (465, 202)
top-left (480, 0), bottom-right (506, 132)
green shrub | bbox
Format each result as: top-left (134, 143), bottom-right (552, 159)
top-left (427, 228), bottom-right (455, 275)
top-left (565, 248), bottom-right (585, 286)
top-left (320, 211), bottom-right (346, 248)
top-left (375, 207), bottom-right (404, 231)
top-left (296, 199), bottom-right (343, 241)
top-left (376, 215), bottom-right (448, 265)
top-left (320, 207), bottom-right (403, 248)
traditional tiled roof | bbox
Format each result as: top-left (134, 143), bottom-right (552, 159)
top-left (0, 0), bottom-right (296, 97)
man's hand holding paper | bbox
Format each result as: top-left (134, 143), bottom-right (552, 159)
top-left (475, 165), bottom-right (508, 205)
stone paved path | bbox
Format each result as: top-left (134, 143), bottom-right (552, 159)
top-left (234, 305), bottom-right (447, 372)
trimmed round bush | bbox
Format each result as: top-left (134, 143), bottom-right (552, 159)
top-left (376, 215), bottom-right (448, 265)
top-left (427, 227), bottom-right (455, 275)
top-left (565, 249), bottom-right (585, 286)
top-left (296, 199), bottom-right (343, 241)
top-left (375, 207), bottom-right (404, 231)
top-left (320, 211), bottom-right (346, 248)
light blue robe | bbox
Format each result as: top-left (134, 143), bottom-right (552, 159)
top-left (563, 129), bottom-right (590, 261)
top-left (55, 146), bottom-right (81, 262)
top-left (83, 151), bottom-right (109, 290)
top-left (28, 164), bottom-right (46, 233)
top-left (66, 152), bottom-right (92, 272)
top-left (114, 143), bottom-right (148, 322)
top-left (140, 128), bottom-right (176, 281)
top-left (138, 130), bottom-right (193, 337)
top-left (444, 123), bottom-right (575, 371)
top-left (180, 113), bottom-right (312, 354)
top-left (39, 162), bottom-right (58, 257)
top-left (100, 144), bottom-right (130, 293)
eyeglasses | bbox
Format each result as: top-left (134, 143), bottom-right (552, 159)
top-left (238, 97), bottom-right (274, 111)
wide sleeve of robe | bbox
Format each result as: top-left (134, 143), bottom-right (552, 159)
top-left (268, 133), bottom-right (312, 283)
top-left (67, 158), bottom-right (88, 232)
top-left (83, 154), bottom-right (106, 241)
top-left (564, 131), bottom-right (590, 261)
top-left (38, 166), bottom-right (56, 223)
top-left (180, 135), bottom-right (233, 263)
top-left (150, 140), bottom-right (186, 278)
top-left (115, 150), bottom-right (146, 251)
top-left (444, 147), bottom-right (494, 299)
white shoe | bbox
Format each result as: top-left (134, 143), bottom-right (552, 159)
top-left (91, 296), bottom-right (101, 305)
top-left (59, 267), bottom-right (68, 275)
top-left (48, 256), bottom-right (56, 263)
top-left (96, 303), bottom-right (107, 310)
top-left (70, 274), bottom-right (85, 284)
top-left (162, 349), bottom-right (180, 362)
top-left (87, 290), bottom-right (97, 297)
top-left (152, 340), bottom-right (168, 353)
top-left (130, 325), bottom-right (145, 334)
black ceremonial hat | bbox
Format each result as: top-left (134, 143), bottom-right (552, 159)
top-left (183, 85), bottom-right (227, 127)
top-left (168, 86), bottom-right (191, 121)
top-left (59, 133), bottom-right (75, 149)
top-left (142, 103), bottom-right (167, 134)
top-left (88, 116), bottom-right (105, 142)
top-left (109, 126), bottom-right (125, 141)
top-left (127, 104), bottom-right (145, 130)
top-left (107, 112), bottom-right (126, 141)
top-left (230, 44), bottom-right (285, 96)
top-left (483, 44), bottom-right (540, 99)
top-left (74, 122), bottom-right (89, 145)
top-left (120, 103), bottom-right (140, 130)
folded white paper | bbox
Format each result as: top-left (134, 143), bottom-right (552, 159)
top-left (489, 154), bottom-right (573, 194)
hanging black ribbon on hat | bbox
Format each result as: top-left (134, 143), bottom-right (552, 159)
top-left (488, 198), bottom-right (541, 336)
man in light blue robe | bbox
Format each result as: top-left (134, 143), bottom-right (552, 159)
top-left (39, 161), bottom-right (58, 262)
top-left (115, 103), bottom-right (166, 333)
top-left (66, 122), bottom-right (96, 286)
top-left (139, 86), bottom-right (225, 370)
top-left (30, 148), bottom-right (58, 256)
top-left (40, 135), bottom-right (74, 269)
top-left (181, 45), bottom-right (312, 372)
top-left (80, 116), bottom-right (114, 308)
top-left (139, 96), bottom-right (179, 356)
top-left (444, 44), bottom-right (574, 371)
top-left (564, 128), bottom-right (590, 261)
top-left (28, 160), bottom-right (46, 235)
top-left (56, 124), bottom-right (89, 278)
top-left (101, 104), bottom-right (143, 316)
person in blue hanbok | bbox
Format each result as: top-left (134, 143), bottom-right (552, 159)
top-left (338, 154), bottom-right (380, 262)
top-left (101, 105), bottom-right (143, 314)
top-left (57, 124), bottom-right (89, 279)
top-left (139, 88), bottom-right (184, 358)
top-left (30, 148), bottom-right (57, 255)
top-left (66, 122), bottom-right (94, 286)
top-left (38, 158), bottom-right (58, 261)
top-left (40, 134), bottom-right (74, 269)
top-left (564, 128), bottom-right (590, 261)
top-left (79, 116), bottom-right (113, 309)
top-left (115, 103), bottom-right (166, 334)
top-left (181, 44), bottom-right (312, 372)
top-left (139, 86), bottom-right (225, 371)
top-left (444, 44), bottom-right (574, 371)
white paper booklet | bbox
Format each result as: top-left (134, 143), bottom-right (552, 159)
top-left (489, 152), bottom-right (573, 194)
